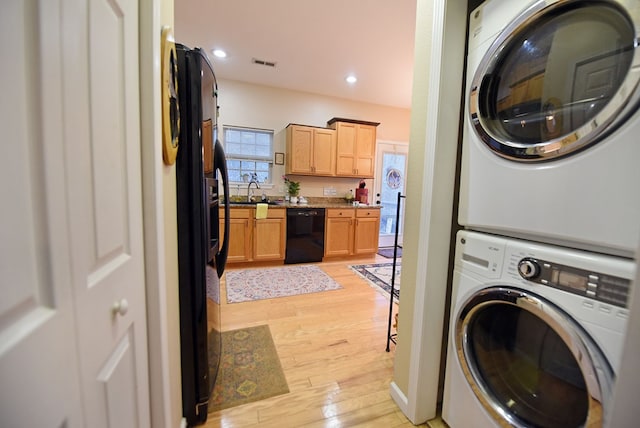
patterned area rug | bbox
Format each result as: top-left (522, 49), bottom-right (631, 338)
top-left (209, 325), bottom-right (289, 412)
top-left (350, 263), bottom-right (401, 301)
top-left (224, 265), bottom-right (343, 303)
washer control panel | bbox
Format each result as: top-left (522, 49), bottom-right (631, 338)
top-left (517, 257), bottom-right (630, 308)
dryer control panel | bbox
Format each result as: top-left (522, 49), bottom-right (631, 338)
top-left (518, 257), bottom-right (631, 308)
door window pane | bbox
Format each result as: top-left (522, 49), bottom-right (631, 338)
top-left (379, 153), bottom-right (406, 239)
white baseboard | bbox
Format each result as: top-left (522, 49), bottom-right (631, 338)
top-left (389, 381), bottom-right (409, 416)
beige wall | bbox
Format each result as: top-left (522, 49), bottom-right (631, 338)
top-left (216, 79), bottom-right (411, 199)
top-left (141, 0), bottom-right (183, 426)
top-left (393, 0), bottom-right (434, 396)
top-left (391, 0), bottom-right (466, 423)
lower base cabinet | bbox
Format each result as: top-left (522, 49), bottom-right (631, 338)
top-left (353, 209), bottom-right (380, 254)
top-left (220, 207), bottom-right (286, 263)
top-left (325, 208), bottom-right (380, 257)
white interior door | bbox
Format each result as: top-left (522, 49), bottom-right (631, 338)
top-left (0, 1), bottom-right (150, 427)
top-left (375, 141), bottom-right (409, 248)
top-left (0, 4), bottom-right (84, 426)
top-left (63, 0), bottom-right (150, 426)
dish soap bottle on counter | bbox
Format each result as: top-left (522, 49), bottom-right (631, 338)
top-left (345, 190), bottom-right (354, 203)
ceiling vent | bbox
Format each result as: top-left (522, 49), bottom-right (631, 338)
top-left (252, 57), bottom-right (277, 68)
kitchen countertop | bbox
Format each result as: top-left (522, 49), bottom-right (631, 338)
top-left (224, 197), bottom-right (381, 209)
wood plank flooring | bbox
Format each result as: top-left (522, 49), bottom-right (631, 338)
top-left (206, 254), bottom-right (427, 427)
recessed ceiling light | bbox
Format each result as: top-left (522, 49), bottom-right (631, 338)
top-left (212, 49), bottom-right (227, 58)
top-left (345, 75), bottom-right (358, 84)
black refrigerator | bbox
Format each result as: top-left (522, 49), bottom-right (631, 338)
top-left (176, 45), bottom-right (230, 426)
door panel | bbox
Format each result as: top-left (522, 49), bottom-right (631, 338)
top-left (64, 0), bottom-right (150, 426)
top-left (2, 0), bottom-right (149, 426)
top-left (97, 331), bottom-right (139, 427)
top-left (1, 1), bottom-right (83, 426)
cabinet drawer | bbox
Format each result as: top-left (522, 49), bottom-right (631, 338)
top-left (265, 208), bottom-right (286, 219)
top-left (327, 208), bottom-right (355, 218)
top-left (356, 209), bottom-right (380, 218)
top-left (223, 207), bottom-right (252, 219)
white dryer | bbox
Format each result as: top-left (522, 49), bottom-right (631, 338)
top-left (442, 230), bottom-right (635, 428)
top-left (459, 0), bottom-right (640, 257)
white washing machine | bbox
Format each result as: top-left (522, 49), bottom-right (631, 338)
top-left (442, 230), bottom-right (635, 428)
top-left (459, 0), bottom-right (640, 258)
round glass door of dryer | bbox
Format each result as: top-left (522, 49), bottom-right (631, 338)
top-left (470, 0), bottom-right (640, 161)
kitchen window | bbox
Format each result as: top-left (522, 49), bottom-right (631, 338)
top-left (223, 125), bottom-right (273, 184)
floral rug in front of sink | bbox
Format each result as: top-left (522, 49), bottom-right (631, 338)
top-left (224, 265), bottom-right (342, 303)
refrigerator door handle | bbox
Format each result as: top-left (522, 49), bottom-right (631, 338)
top-left (213, 138), bottom-right (230, 277)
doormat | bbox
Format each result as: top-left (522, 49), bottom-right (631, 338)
top-left (377, 247), bottom-right (402, 259)
top-left (209, 325), bottom-right (289, 413)
top-left (224, 265), bottom-right (342, 303)
top-left (349, 263), bottom-right (401, 301)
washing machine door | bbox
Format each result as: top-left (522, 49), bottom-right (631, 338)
top-left (470, 0), bottom-right (640, 161)
top-left (455, 286), bottom-right (613, 428)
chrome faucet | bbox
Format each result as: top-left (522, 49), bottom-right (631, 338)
top-left (247, 173), bottom-right (261, 202)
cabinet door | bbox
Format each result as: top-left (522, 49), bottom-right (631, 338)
top-left (335, 122), bottom-right (357, 176)
top-left (222, 208), bottom-right (252, 262)
top-left (325, 217), bottom-right (353, 256)
top-left (253, 212), bottom-right (286, 261)
top-left (334, 122), bottom-right (377, 177)
top-left (355, 125), bottom-right (376, 178)
top-left (312, 128), bottom-right (336, 175)
top-left (324, 209), bottom-right (355, 256)
top-left (286, 125), bottom-right (313, 174)
top-left (354, 210), bottom-right (380, 254)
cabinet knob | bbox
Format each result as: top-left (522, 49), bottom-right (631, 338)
top-left (112, 299), bottom-right (129, 316)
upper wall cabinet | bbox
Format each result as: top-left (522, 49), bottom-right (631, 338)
top-left (286, 124), bottom-right (336, 176)
top-left (327, 118), bottom-right (379, 178)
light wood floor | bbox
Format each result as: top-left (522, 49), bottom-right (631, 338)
top-left (205, 254), bottom-right (428, 427)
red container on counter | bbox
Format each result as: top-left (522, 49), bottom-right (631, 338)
top-left (355, 188), bottom-right (368, 204)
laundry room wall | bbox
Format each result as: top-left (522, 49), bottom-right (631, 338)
top-left (389, 0), bottom-right (468, 424)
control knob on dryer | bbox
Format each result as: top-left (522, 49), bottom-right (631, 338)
top-left (518, 258), bottom-right (540, 279)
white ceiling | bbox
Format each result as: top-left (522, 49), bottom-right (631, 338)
top-left (173, 0), bottom-right (417, 109)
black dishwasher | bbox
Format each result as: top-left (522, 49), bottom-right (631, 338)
top-left (285, 208), bottom-right (325, 264)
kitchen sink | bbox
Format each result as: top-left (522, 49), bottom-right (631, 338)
top-left (225, 200), bottom-right (281, 205)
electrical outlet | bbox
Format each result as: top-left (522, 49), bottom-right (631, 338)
top-left (323, 187), bottom-right (337, 196)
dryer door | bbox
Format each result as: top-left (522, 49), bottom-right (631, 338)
top-left (470, 0), bottom-right (640, 161)
top-left (455, 286), bottom-right (613, 428)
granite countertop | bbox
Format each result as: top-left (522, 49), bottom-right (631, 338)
top-left (224, 196), bottom-right (381, 209)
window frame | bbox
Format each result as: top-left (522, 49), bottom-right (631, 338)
top-left (222, 125), bottom-right (274, 186)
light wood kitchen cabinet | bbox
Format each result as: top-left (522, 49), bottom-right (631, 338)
top-left (324, 208), bottom-right (355, 257)
top-left (286, 124), bottom-right (336, 176)
top-left (253, 208), bottom-right (286, 261)
top-left (328, 118), bottom-right (379, 178)
top-left (324, 208), bottom-right (380, 257)
top-left (353, 209), bottom-right (381, 254)
top-left (220, 208), bottom-right (252, 263)
top-left (220, 206), bottom-right (286, 263)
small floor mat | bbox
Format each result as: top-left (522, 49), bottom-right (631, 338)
top-left (377, 247), bottom-right (402, 259)
top-left (209, 325), bottom-right (289, 412)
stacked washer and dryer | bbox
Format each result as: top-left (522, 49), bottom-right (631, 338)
top-left (442, 1), bottom-right (640, 427)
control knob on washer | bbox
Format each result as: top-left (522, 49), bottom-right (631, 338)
top-left (518, 258), bottom-right (540, 279)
